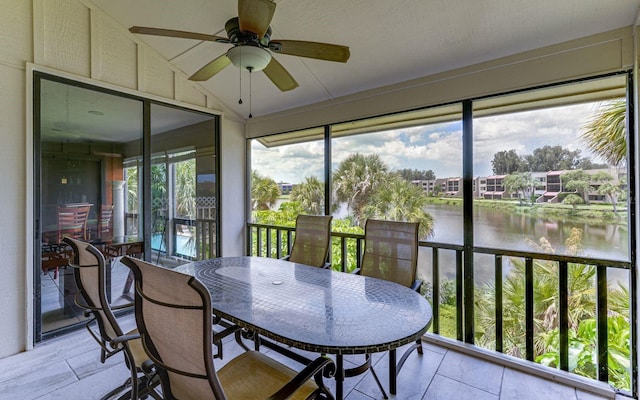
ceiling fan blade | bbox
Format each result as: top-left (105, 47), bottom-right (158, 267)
top-left (263, 58), bottom-right (298, 92)
top-left (189, 55), bottom-right (231, 81)
top-left (238, 0), bottom-right (276, 38)
top-left (129, 26), bottom-right (229, 43)
top-left (269, 40), bottom-right (350, 62)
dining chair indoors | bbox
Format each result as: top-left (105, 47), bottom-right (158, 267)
top-left (57, 203), bottom-right (92, 243)
top-left (357, 218), bottom-right (423, 397)
top-left (284, 214), bottom-right (333, 268)
top-left (99, 204), bottom-right (115, 237)
top-left (120, 256), bottom-right (336, 400)
top-left (63, 237), bottom-right (160, 400)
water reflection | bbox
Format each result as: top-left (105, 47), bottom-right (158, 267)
top-left (419, 203), bottom-right (629, 285)
top-left (426, 203), bottom-right (627, 260)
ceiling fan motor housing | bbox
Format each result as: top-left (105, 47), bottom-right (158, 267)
top-left (225, 17), bottom-right (271, 47)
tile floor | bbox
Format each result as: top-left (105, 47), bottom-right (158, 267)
top-left (0, 313), bottom-right (628, 400)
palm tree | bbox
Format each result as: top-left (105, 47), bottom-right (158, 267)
top-left (504, 172), bottom-right (540, 204)
top-left (361, 177), bottom-right (435, 239)
top-left (475, 229), bottom-right (597, 358)
top-left (332, 153), bottom-right (388, 226)
top-left (582, 99), bottom-right (626, 167)
top-left (291, 176), bottom-right (324, 215)
top-left (174, 159), bottom-right (196, 218)
top-left (251, 170), bottom-right (281, 211)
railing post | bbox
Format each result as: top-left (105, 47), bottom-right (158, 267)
top-left (340, 237), bottom-right (348, 273)
top-left (266, 227), bottom-right (272, 258)
top-left (456, 250), bottom-right (463, 342)
top-left (559, 261), bottom-right (569, 371)
top-left (495, 255), bottom-right (503, 353)
top-left (276, 228), bottom-right (282, 259)
top-left (432, 248), bottom-right (440, 334)
top-left (525, 257), bottom-right (534, 361)
top-left (287, 230), bottom-right (293, 256)
top-left (597, 265), bottom-right (609, 383)
top-left (256, 227), bottom-right (263, 257)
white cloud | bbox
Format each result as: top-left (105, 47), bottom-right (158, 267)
top-left (251, 102), bottom-right (608, 182)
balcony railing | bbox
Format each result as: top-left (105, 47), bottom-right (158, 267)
top-left (247, 221), bottom-right (636, 397)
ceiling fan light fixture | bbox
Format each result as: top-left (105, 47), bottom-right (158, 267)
top-left (227, 45), bottom-right (271, 72)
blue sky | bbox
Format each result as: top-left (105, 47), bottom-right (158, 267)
top-left (251, 102), bottom-right (606, 184)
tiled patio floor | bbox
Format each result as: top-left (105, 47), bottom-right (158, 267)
top-left (0, 314), bottom-right (626, 400)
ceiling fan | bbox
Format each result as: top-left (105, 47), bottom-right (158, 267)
top-left (129, 0), bottom-right (350, 92)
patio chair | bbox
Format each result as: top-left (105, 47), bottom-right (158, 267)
top-left (120, 256), bottom-right (336, 400)
top-left (283, 214), bottom-right (333, 268)
top-left (63, 237), bottom-right (160, 400)
top-left (357, 218), bottom-right (422, 397)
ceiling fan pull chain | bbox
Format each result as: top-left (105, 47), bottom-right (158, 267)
top-left (248, 67), bottom-right (253, 119)
top-left (238, 51), bottom-right (243, 105)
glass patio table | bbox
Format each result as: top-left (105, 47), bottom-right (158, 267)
top-left (175, 256), bottom-right (432, 399)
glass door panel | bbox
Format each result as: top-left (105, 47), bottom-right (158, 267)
top-left (149, 103), bottom-right (218, 266)
top-left (37, 77), bottom-right (143, 337)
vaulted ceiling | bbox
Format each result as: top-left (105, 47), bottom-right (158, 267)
top-left (91, 0), bottom-right (640, 120)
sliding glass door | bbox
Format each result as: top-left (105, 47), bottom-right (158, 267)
top-left (34, 72), bottom-right (219, 341)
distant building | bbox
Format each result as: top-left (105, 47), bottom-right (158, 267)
top-left (277, 182), bottom-right (295, 194)
top-left (412, 167), bottom-right (626, 203)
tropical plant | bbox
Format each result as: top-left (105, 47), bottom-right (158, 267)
top-left (563, 194), bottom-right (584, 210)
top-left (582, 99), bottom-right (626, 167)
top-left (361, 176), bottom-right (435, 239)
top-left (174, 159), bottom-right (196, 219)
top-left (474, 228), bottom-right (631, 390)
top-left (504, 172), bottom-right (540, 204)
top-left (291, 176), bottom-right (325, 215)
top-left (251, 170), bottom-right (281, 211)
top-left (332, 153), bottom-right (388, 226)
top-left (590, 171), bottom-right (624, 213)
top-left (125, 166), bottom-right (138, 212)
top-left (562, 170), bottom-right (593, 204)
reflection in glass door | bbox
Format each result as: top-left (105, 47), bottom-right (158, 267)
top-left (36, 76), bottom-right (143, 337)
top-left (149, 103), bottom-right (218, 267)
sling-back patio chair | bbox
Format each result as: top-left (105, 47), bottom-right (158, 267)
top-left (357, 218), bottom-right (422, 397)
top-left (120, 256), bottom-right (336, 400)
top-left (283, 214), bottom-right (334, 268)
top-left (63, 237), bottom-right (160, 400)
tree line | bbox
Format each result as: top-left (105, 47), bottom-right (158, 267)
top-left (252, 154), bottom-right (435, 239)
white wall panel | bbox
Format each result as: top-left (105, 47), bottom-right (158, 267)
top-left (139, 47), bottom-right (175, 99)
top-left (0, 1), bottom-right (32, 67)
top-left (176, 77), bottom-right (207, 108)
top-left (220, 118), bottom-right (246, 257)
top-left (0, 65), bottom-right (27, 356)
top-left (39, 0), bottom-right (91, 77)
top-left (92, 13), bottom-right (137, 89)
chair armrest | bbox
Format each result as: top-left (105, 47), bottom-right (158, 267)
top-left (110, 333), bottom-right (141, 347)
top-left (267, 356), bottom-right (335, 400)
top-left (351, 267), bottom-right (361, 275)
top-left (280, 255), bottom-right (291, 262)
top-left (322, 261), bottom-right (332, 269)
top-left (411, 279), bottom-right (423, 293)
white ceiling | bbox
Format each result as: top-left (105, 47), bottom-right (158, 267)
top-left (90, 0), bottom-right (640, 120)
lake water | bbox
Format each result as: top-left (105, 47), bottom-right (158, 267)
top-left (418, 203), bottom-right (630, 285)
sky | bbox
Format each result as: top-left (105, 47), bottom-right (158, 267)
top-left (251, 102), bottom-right (608, 184)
